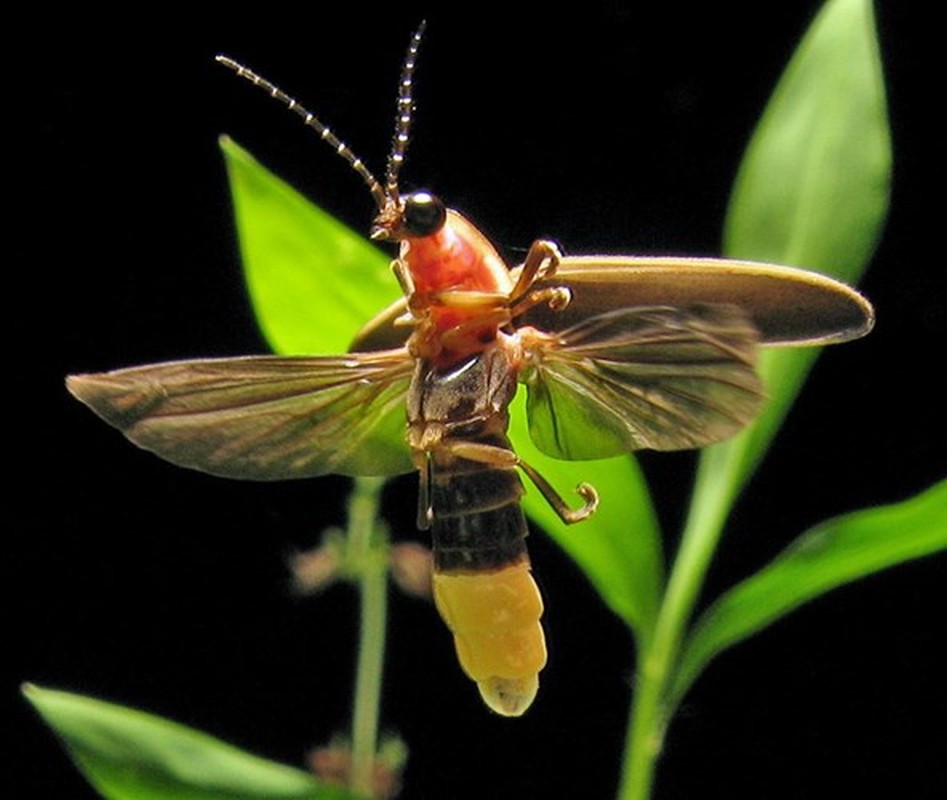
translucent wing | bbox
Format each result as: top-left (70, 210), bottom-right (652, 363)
top-left (67, 350), bottom-right (415, 480)
top-left (521, 304), bottom-right (764, 460)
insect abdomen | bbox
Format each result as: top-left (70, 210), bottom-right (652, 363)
top-left (429, 436), bottom-right (547, 717)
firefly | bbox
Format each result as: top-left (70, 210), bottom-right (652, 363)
top-left (67, 24), bottom-right (873, 716)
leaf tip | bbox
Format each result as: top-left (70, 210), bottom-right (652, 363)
top-left (21, 682), bottom-right (47, 713)
top-left (218, 134), bottom-right (243, 162)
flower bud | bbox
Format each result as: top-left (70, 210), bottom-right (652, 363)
top-left (289, 533), bottom-right (343, 594)
top-left (389, 542), bottom-right (433, 599)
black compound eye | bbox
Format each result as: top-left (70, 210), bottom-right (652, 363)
top-left (402, 191), bottom-right (447, 236)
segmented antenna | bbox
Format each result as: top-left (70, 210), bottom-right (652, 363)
top-left (386, 21), bottom-right (427, 198)
top-left (215, 54), bottom-right (389, 212)
top-left (216, 23), bottom-right (428, 217)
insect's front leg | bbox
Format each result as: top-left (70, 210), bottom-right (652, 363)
top-left (509, 241), bottom-right (572, 319)
top-left (391, 257), bottom-right (416, 297)
top-left (510, 240), bottom-right (563, 303)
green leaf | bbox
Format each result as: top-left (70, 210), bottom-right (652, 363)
top-left (24, 684), bottom-right (356, 799)
top-left (510, 392), bottom-right (664, 641)
top-left (692, 0), bottom-right (892, 527)
top-left (668, 480), bottom-right (947, 709)
top-left (220, 136), bottom-right (398, 357)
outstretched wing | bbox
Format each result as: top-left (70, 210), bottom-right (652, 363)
top-left (67, 350), bottom-right (415, 480)
top-left (521, 304), bottom-right (764, 460)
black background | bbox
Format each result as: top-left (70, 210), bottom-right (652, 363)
top-left (9, 2), bottom-right (944, 798)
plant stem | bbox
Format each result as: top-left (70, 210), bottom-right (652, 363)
top-left (618, 449), bottom-right (738, 800)
top-left (347, 477), bottom-right (388, 798)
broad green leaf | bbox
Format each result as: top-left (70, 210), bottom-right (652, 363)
top-left (220, 136), bottom-right (397, 356)
top-left (668, 480), bottom-right (947, 710)
top-left (510, 392), bottom-right (663, 640)
top-left (692, 0), bottom-right (892, 530)
top-left (24, 684), bottom-right (355, 800)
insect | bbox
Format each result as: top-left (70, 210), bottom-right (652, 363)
top-left (67, 24), bottom-right (874, 716)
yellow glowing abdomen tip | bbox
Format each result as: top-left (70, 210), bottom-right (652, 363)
top-left (432, 561), bottom-right (547, 717)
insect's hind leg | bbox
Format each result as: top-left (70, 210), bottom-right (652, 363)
top-left (515, 460), bottom-right (598, 525)
top-left (444, 440), bottom-right (598, 525)
top-left (416, 450), bottom-right (434, 530)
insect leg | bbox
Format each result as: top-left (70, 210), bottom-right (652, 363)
top-left (510, 239), bottom-right (562, 302)
top-left (516, 460), bottom-right (599, 525)
top-left (444, 441), bottom-right (599, 525)
top-left (509, 285), bottom-right (572, 318)
top-left (391, 258), bottom-right (416, 297)
top-left (437, 309), bottom-right (512, 354)
top-left (433, 289), bottom-right (509, 309)
top-left (415, 450), bottom-right (435, 530)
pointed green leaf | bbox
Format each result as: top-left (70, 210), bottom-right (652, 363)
top-left (510, 392), bottom-right (664, 640)
top-left (693, 0), bottom-right (892, 528)
top-left (220, 136), bottom-right (398, 357)
top-left (668, 480), bottom-right (947, 709)
top-left (725, 0), bottom-right (891, 274)
top-left (24, 684), bottom-right (356, 799)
